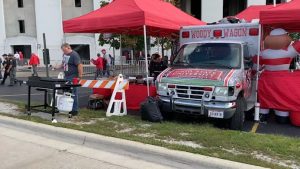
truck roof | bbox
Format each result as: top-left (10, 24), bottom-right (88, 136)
top-left (180, 22), bottom-right (260, 56)
top-left (183, 40), bottom-right (246, 45)
top-left (181, 22), bottom-right (259, 30)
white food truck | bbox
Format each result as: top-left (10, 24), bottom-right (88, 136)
top-left (157, 22), bottom-right (260, 130)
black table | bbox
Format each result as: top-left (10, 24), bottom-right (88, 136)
top-left (26, 76), bottom-right (81, 121)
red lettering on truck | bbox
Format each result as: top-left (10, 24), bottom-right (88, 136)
top-left (224, 28), bottom-right (247, 37)
top-left (191, 30), bottom-right (212, 39)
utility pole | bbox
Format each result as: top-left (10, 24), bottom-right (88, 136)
top-left (43, 33), bottom-right (49, 78)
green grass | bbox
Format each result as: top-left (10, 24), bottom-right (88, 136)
top-left (1, 101), bottom-right (299, 169)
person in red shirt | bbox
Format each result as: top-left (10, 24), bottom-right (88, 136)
top-left (29, 53), bottom-right (40, 76)
top-left (91, 53), bottom-right (104, 79)
top-left (19, 51), bottom-right (24, 66)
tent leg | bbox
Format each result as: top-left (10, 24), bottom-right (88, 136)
top-left (254, 24), bottom-right (262, 122)
top-left (143, 25), bottom-right (150, 96)
top-left (120, 35), bottom-right (123, 75)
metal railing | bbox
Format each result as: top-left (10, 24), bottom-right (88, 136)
top-left (82, 60), bottom-right (150, 77)
top-left (16, 59), bottom-right (151, 77)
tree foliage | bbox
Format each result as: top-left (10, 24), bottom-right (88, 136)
top-left (290, 33), bottom-right (300, 40)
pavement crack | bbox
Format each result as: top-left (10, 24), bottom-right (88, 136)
top-left (82, 136), bottom-right (86, 145)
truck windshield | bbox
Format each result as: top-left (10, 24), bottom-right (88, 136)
top-left (173, 43), bottom-right (241, 69)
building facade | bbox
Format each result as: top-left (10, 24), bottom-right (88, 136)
top-left (0, 0), bottom-right (105, 65)
top-left (181, 0), bottom-right (290, 23)
top-left (0, 0), bottom-right (292, 64)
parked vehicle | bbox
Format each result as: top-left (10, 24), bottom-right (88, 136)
top-left (156, 23), bottom-right (259, 130)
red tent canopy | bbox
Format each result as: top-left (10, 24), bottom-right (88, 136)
top-left (63, 0), bottom-right (205, 36)
top-left (260, 0), bottom-right (300, 32)
top-left (236, 5), bottom-right (274, 22)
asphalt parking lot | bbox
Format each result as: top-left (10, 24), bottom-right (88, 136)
top-left (0, 76), bottom-right (299, 138)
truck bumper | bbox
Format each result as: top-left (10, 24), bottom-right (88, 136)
top-left (159, 96), bottom-right (236, 119)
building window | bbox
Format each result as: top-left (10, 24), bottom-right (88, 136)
top-left (17, 0), bottom-right (24, 8)
top-left (223, 0), bottom-right (247, 17)
top-left (191, 0), bottom-right (201, 20)
top-left (18, 20), bottom-right (25, 33)
top-left (75, 0), bottom-right (82, 7)
top-left (266, 0), bottom-right (286, 4)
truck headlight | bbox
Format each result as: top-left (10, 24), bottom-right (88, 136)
top-left (157, 83), bottom-right (167, 91)
top-left (213, 87), bottom-right (228, 96)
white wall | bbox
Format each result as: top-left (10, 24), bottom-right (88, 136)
top-left (247, 0), bottom-right (266, 6)
top-left (0, 0), bottom-right (6, 55)
top-left (35, 0), bottom-right (64, 64)
top-left (93, 0), bottom-right (101, 57)
top-left (4, 36), bottom-right (37, 54)
top-left (201, 0), bottom-right (223, 23)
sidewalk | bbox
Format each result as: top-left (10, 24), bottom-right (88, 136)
top-left (0, 115), bottom-right (265, 169)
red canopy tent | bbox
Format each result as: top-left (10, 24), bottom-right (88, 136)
top-left (257, 0), bottom-right (300, 124)
top-left (63, 0), bottom-right (205, 36)
top-left (236, 5), bottom-right (274, 22)
top-left (63, 0), bottom-right (205, 96)
top-left (260, 0), bottom-right (300, 32)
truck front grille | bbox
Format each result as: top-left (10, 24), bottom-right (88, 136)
top-left (171, 85), bottom-right (211, 100)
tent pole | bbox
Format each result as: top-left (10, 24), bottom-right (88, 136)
top-left (254, 24), bottom-right (262, 122)
top-left (143, 25), bottom-right (150, 96)
top-left (120, 35), bottom-right (123, 75)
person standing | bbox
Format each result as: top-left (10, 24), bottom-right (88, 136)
top-left (101, 49), bottom-right (111, 77)
top-left (8, 53), bottom-right (17, 86)
top-left (29, 53), bottom-right (40, 76)
top-left (19, 51), bottom-right (24, 66)
top-left (91, 53), bottom-right (104, 79)
top-left (0, 54), bottom-right (3, 80)
top-left (60, 43), bottom-right (83, 116)
top-left (149, 53), bottom-right (167, 81)
top-left (14, 52), bottom-right (20, 66)
top-left (1, 54), bottom-right (10, 85)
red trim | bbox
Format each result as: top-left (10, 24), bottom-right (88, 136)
top-left (293, 40), bottom-right (300, 53)
top-left (262, 57), bottom-right (292, 65)
top-left (224, 69), bottom-right (234, 86)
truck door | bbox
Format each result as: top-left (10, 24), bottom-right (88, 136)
top-left (243, 45), bottom-right (253, 98)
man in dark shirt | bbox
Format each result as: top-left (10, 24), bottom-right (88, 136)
top-left (8, 54), bottom-right (17, 86)
top-left (149, 53), bottom-right (167, 81)
top-left (61, 43), bottom-right (83, 116)
top-left (1, 54), bottom-right (10, 85)
top-left (0, 54), bottom-right (4, 80)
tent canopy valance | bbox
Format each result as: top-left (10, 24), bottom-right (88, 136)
top-left (63, 0), bottom-right (205, 36)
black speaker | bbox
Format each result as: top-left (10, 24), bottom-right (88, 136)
top-left (43, 48), bottom-right (50, 65)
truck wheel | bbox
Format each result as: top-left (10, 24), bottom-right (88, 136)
top-left (229, 97), bottom-right (245, 130)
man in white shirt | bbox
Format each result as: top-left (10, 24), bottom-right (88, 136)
top-left (14, 52), bottom-right (20, 66)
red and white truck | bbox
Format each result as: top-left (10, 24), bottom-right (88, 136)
top-left (157, 23), bottom-right (260, 130)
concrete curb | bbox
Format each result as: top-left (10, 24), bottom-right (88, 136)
top-left (0, 115), bottom-right (267, 169)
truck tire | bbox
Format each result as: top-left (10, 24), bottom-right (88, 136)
top-left (229, 97), bottom-right (245, 130)
top-left (158, 100), bottom-right (174, 120)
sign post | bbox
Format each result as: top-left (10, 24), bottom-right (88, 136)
top-left (43, 33), bottom-right (49, 78)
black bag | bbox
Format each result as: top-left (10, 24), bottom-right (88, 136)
top-left (140, 97), bottom-right (163, 122)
